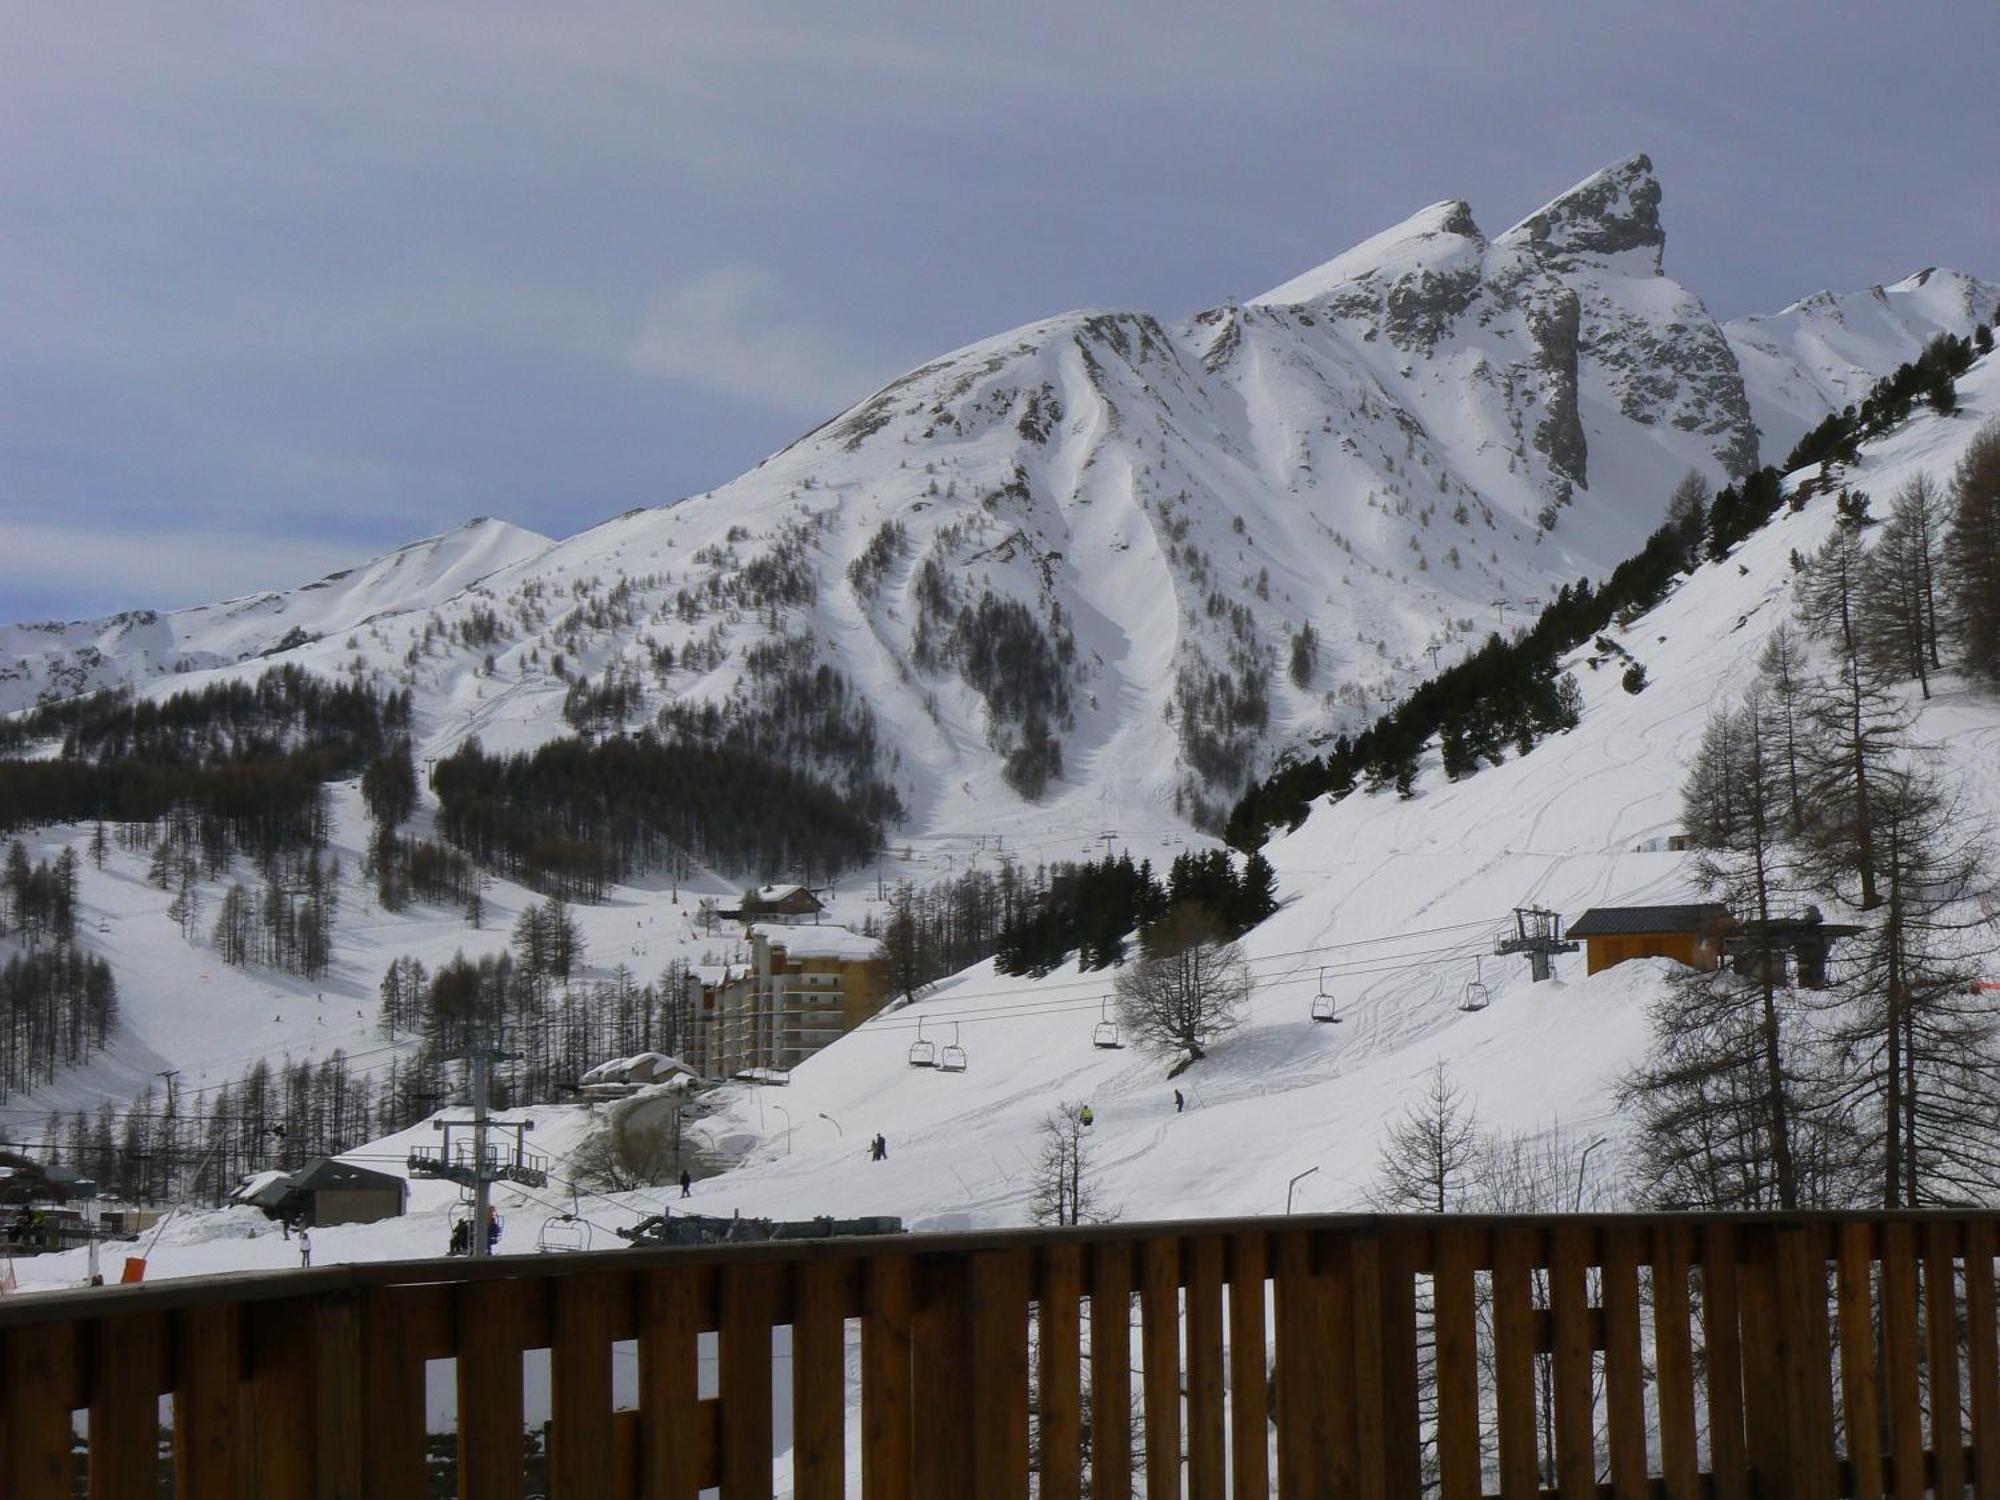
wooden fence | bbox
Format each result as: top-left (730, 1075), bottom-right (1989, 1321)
top-left (0, 1210), bottom-right (1995, 1498)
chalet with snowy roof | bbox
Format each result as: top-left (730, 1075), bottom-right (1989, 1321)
top-left (578, 1051), bottom-right (701, 1100)
top-left (733, 884), bottom-right (825, 924)
top-left (240, 1158), bottom-right (407, 1229)
top-left (1567, 903), bottom-right (1732, 976)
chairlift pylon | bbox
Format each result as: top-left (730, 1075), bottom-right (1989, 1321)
top-left (1310, 967), bottom-right (1341, 1024)
top-left (1459, 955), bottom-right (1491, 1013)
top-left (939, 1022), bottom-right (968, 1074)
top-left (907, 1015), bottom-right (937, 1069)
top-left (1092, 997), bottom-right (1124, 1050)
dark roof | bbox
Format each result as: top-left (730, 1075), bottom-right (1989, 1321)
top-left (1568, 904), bottom-right (1731, 938)
top-left (288, 1158), bottom-right (405, 1194)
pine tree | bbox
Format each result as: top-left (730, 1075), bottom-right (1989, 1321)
top-left (1944, 421), bottom-right (2000, 683)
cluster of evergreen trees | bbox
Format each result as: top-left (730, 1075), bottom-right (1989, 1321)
top-left (994, 848), bottom-right (1277, 978)
top-left (431, 732), bottom-right (892, 900)
top-left (206, 848), bottom-right (341, 979)
top-left (1226, 332), bottom-right (1995, 850)
top-left (0, 843), bottom-right (116, 1101)
top-left (1785, 323), bottom-right (1992, 474)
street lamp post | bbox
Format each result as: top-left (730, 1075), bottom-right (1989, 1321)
top-left (1574, 1136), bottom-right (1609, 1211)
top-left (1287, 1166), bottom-right (1321, 1215)
top-left (817, 1112), bottom-right (843, 1136)
top-left (773, 1105), bottom-right (792, 1156)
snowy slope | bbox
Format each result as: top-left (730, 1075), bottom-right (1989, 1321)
top-left (17, 343), bottom-right (1997, 1303)
top-left (1727, 267), bottom-right (2000, 463)
top-left (0, 517), bottom-right (553, 713)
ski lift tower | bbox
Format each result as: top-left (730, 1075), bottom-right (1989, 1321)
top-left (407, 1022), bottom-right (547, 1258)
top-left (1494, 906), bottom-right (1577, 983)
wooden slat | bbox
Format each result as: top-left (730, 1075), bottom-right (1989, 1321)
top-left (719, 1261), bottom-right (779, 1500)
top-left (174, 1302), bottom-right (244, 1499)
top-left (862, 1255), bottom-right (914, 1500)
top-left (1880, 1222), bottom-right (1924, 1500)
top-left (971, 1249), bottom-right (1032, 1500)
top-left (1548, 1225), bottom-right (1595, 1500)
top-left (1599, 1225), bottom-right (1647, 1500)
top-left (1964, 1219), bottom-right (2000, 1500)
top-left (1836, 1223), bottom-right (1885, 1500)
top-left (639, 1265), bottom-right (711, 1500)
top-left (1924, 1223), bottom-right (1966, 1500)
top-left (791, 1258), bottom-right (847, 1500)
top-left (1319, 1231), bottom-right (1360, 1500)
top-left (3, 1322), bottom-right (78, 1500)
top-left (311, 1292), bottom-right (365, 1500)
top-left (1140, 1237), bottom-right (1182, 1500)
top-left (551, 1273), bottom-right (618, 1500)
top-left (1650, 1224), bottom-right (1699, 1500)
top-left (360, 1286), bottom-right (434, 1500)
top-left (1348, 1233), bottom-right (1390, 1500)
top-left (1376, 1228), bottom-right (1422, 1500)
top-left (913, 1258), bottom-right (973, 1500)
top-left (1091, 1242), bottom-right (1133, 1500)
top-left (1432, 1226), bottom-right (1481, 1500)
top-left (1185, 1236), bottom-right (1226, 1500)
top-left (1737, 1228), bottom-right (1786, 1496)
top-left (1226, 1231), bottom-right (1270, 1500)
top-left (457, 1278), bottom-right (527, 1500)
top-left (89, 1312), bottom-right (166, 1500)
top-left (1037, 1244), bottom-right (1084, 1500)
top-left (1490, 1226), bottom-right (1540, 1500)
top-left (1773, 1226), bottom-right (1837, 1500)
top-left (250, 1299), bottom-right (316, 1499)
top-left (1700, 1222), bottom-right (1749, 1500)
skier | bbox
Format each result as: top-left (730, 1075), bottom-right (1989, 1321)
top-left (1079, 1105), bottom-right (1094, 1128)
top-left (298, 1230), bottom-right (312, 1269)
top-left (449, 1218), bottom-right (470, 1256)
top-left (679, 1169), bottom-right (693, 1199)
top-left (1174, 1089), bottom-right (1184, 1114)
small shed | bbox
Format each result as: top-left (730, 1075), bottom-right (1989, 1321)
top-left (1568, 904), bottom-right (1732, 976)
top-left (737, 884), bottom-right (825, 924)
top-left (277, 1158), bottom-right (408, 1228)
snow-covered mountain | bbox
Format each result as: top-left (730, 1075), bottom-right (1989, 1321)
top-left (1726, 267), bottom-right (2000, 464)
top-left (0, 517), bottom-right (552, 714)
top-left (3, 156), bottom-right (1991, 854)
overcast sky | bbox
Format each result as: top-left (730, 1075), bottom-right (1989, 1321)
top-left (4, 2), bottom-right (1995, 621)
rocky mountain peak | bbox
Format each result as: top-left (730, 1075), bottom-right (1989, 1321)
top-left (1499, 152), bottom-right (1664, 270)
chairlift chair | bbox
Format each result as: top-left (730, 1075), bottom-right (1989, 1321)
top-left (1092, 997), bottom-right (1124, 1050)
top-left (537, 1213), bottom-right (590, 1254)
top-left (938, 1023), bottom-right (968, 1074)
top-left (1310, 967), bottom-right (1341, 1024)
top-left (907, 1015), bottom-right (937, 1069)
top-left (1458, 956), bottom-right (1491, 1013)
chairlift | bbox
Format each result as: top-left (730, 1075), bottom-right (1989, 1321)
top-left (1310, 967), bottom-right (1341, 1024)
top-left (1092, 997), bottom-right (1124, 1050)
top-left (537, 1213), bottom-right (590, 1254)
top-left (939, 1023), bottom-right (968, 1074)
top-left (907, 1015), bottom-right (937, 1069)
top-left (1459, 955), bottom-right (1491, 1013)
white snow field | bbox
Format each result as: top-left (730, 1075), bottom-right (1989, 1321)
top-left (10, 321), bottom-right (1998, 1306)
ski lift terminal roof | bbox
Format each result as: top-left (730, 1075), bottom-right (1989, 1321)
top-left (1567, 904), bottom-right (1731, 937)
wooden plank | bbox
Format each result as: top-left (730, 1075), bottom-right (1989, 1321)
top-left (1140, 1236), bottom-right (1182, 1500)
top-left (1226, 1231), bottom-right (1270, 1500)
top-left (311, 1292), bottom-right (365, 1500)
top-left (1737, 1228), bottom-right (1786, 1497)
top-left (1964, 1219), bottom-right (2000, 1500)
top-left (970, 1249), bottom-right (1032, 1500)
top-left (1184, 1236), bottom-right (1226, 1500)
top-left (719, 1261), bottom-right (779, 1500)
top-left (1700, 1222), bottom-right (1749, 1500)
top-left (457, 1278), bottom-right (527, 1500)
top-left (360, 1286), bottom-right (433, 1500)
top-left (1375, 1228), bottom-right (1423, 1500)
top-left (1773, 1226), bottom-right (1836, 1500)
top-left (1923, 1222), bottom-right (1965, 1500)
top-left (1318, 1231), bottom-right (1360, 1500)
top-left (1432, 1225), bottom-right (1481, 1500)
top-left (89, 1312), bottom-right (166, 1500)
top-left (1836, 1223), bottom-right (1885, 1500)
top-left (1599, 1226), bottom-right (1647, 1500)
top-left (1490, 1226), bottom-right (1540, 1500)
top-left (174, 1302), bottom-right (244, 1500)
top-left (1037, 1244), bottom-right (1084, 1500)
top-left (638, 1264), bottom-right (710, 1500)
top-left (551, 1272), bottom-right (618, 1500)
top-left (1348, 1233), bottom-right (1390, 1500)
top-left (249, 1299), bottom-right (316, 1500)
top-left (1880, 1222), bottom-right (1924, 1500)
top-left (3, 1323), bottom-right (79, 1500)
top-left (1091, 1242), bottom-right (1134, 1500)
top-left (913, 1258), bottom-right (973, 1500)
top-left (1649, 1225), bottom-right (1699, 1500)
top-left (791, 1258), bottom-right (846, 1500)
top-left (861, 1255), bottom-right (914, 1500)
top-left (1547, 1225), bottom-right (1595, 1500)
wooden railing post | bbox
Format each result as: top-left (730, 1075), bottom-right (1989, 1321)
top-left (174, 1303), bottom-right (245, 1498)
top-left (2, 1320), bottom-right (78, 1500)
top-left (1740, 1223), bottom-right (1837, 1500)
top-left (1036, 1244), bottom-right (1084, 1500)
top-left (1225, 1231), bottom-right (1270, 1500)
top-left (913, 1255), bottom-right (974, 1500)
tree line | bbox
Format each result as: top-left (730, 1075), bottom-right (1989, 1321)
top-left (0, 843), bottom-right (116, 1102)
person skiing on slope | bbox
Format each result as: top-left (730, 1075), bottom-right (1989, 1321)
top-left (680, 1169), bottom-right (693, 1199)
top-left (1174, 1089), bottom-right (1184, 1113)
